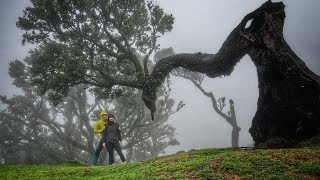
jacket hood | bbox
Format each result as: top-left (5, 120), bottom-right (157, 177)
top-left (100, 110), bottom-right (108, 118)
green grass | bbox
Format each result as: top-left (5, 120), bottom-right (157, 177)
top-left (0, 147), bottom-right (319, 180)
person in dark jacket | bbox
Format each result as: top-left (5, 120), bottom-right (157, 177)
top-left (102, 114), bottom-right (126, 165)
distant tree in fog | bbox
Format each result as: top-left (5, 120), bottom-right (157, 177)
top-left (0, 59), bottom-right (97, 164)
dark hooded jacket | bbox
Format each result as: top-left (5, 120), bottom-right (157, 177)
top-left (101, 120), bottom-right (122, 143)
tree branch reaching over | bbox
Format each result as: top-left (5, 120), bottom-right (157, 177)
top-left (140, 1), bottom-right (293, 120)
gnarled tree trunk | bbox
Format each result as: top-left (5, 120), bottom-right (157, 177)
top-left (248, 28), bottom-right (320, 144)
top-left (142, 1), bottom-right (320, 146)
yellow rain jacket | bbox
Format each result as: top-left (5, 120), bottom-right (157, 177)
top-left (94, 110), bottom-right (108, 139)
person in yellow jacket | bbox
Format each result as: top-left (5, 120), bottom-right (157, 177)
top-left (92, 110), bottom-right (108, 165)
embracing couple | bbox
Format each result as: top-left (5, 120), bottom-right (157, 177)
top-left (92, 110), bottom-right (126, 165)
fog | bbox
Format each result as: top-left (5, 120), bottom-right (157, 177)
top-left (1, 0), bottom-right (319, 156)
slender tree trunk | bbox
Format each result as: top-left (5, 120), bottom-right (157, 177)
top-left (229, 100), bottom-right (240, 147)
top-left (192, 80), bottom-right (241, 147)
top-left (25, 147), bottom-right (34, 164)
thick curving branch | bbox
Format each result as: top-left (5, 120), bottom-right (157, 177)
top-left (141, 1), bottom-right (276, 118)
top-left (142, 22), bottom-right (251, 118)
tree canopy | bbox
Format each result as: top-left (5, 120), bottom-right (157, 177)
top-left (17, 0), bottom-right (173, 108)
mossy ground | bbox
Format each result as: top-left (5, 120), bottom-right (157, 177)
top-left (0, 147), bottom-right (319, 179)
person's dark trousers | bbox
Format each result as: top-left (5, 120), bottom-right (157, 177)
top-left (92, 139), bottom-right (104, 165)
top-left (106, 141), bottom-right (126, 165)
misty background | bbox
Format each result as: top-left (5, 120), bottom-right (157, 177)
top-left (1, 0), bottom-right (319, 156)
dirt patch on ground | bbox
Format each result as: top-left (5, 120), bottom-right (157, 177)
top-left (205, 158), bottom-right (224, 169)
top-left (261, 149), bottom-right (319, 165)
top-left (223, 170), bottom-right (240, 180)
top-left (289, 170), bottom-right (320, 180)
top-left (184, 171), bottom-right (198, 180)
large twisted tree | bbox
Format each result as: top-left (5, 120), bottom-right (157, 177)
top-left (18, 0), bottom-right (319, 145)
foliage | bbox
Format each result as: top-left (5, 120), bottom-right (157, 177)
top-left (17, 0), bottom-right (174, 105)
top-left (0, 147), bottom-right (319, 179)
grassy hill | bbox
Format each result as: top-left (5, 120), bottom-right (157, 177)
top-left (1, 147), bottom-right (319, 179)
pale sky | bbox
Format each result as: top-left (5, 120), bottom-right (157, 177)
top-left (0, 0), bottom-right (319, 154)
